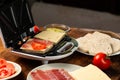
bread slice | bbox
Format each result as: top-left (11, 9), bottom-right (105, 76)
top-left (77, 31), bottom-right (114, 55)
top-left (34, 30), bottom-right (66, 44)
top-left (77, 33), bottom-right (92, 52)
top-left (92, 31), bottom-right (112, 40)
top-left (70, 64), bottom-right (111, 80)
top-left (110, 38), bottom-right (120, 53)
top-left (20, 38), bottom-right (54, 54)
top-left (88, 40), bottom-right (112, 55)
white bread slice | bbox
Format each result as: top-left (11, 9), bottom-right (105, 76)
top-left (77, 33), bottom-right (92, 52)
top-left (110, 38), bottom-right (120, 53)
top-left (88, 32), bottom-right (113, 55)
top-left (92, 31), bottom-right (112, 40)
top-left (34, 30), bottom-right (66, 44)
top-left (70, 64), bottom-right (111, 80)
top-left (77, 31), bottom-right (114, 55)
top-left (88, 40), bottom-right (112, 55)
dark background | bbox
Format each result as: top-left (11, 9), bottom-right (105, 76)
top-left (1, 0), bottom-right (120, 33)
top-left (28, 0), bottom-right (120, 14)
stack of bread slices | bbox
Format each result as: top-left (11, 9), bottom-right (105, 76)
top-left (77, 31), bottom-right (120, 55)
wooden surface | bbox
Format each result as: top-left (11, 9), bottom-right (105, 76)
top-left (0, 28), bottom-right (120, 80)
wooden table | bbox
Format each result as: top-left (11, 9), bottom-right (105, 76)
top-left (0, 28), bottom-right (120, 80)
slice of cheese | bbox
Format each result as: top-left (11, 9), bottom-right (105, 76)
top-left (34, 30), bottom-right (66, 44)
top-left (70, 64), bottom-right (111, 80)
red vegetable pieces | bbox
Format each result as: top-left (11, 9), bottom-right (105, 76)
top-left (92, 52), bottom-right (111, 70)
top-left (0, 58), bottom-right (15, 79)
top-left (33, 25), bottom-right (40, 34)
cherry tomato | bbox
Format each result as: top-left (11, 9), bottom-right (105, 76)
top-left (33, 25), bottom-right (40, 34)
top-left (92, 52), bottom-right (111, 70)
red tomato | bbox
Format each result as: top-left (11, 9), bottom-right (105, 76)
top-left (92, 52), bottom-right (111, 70)
top-left (31, 42), bottom-right (46, 50)
top-left (33, 25), bottom-right (40, 34)
top-left (6, 63), bottom-right (15, 74)
top-left (0, 67), bottom-right (12, 79)
top-left (0, 58), bottom-right (16, 79)
top-left (0, 58), bottom-right (7, 68)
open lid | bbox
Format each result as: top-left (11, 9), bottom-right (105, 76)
top-left (0, 0), bottom-right (35, 49)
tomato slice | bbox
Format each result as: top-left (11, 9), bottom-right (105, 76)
top-left (0, 58), bottom-right (16, 79)
top-left (31, 41), bottom-right (46, 50)
top-left (0, 67), bottom-right (12, 79)
top-left (0, 58), bottom-right (7, 68)
top-left (6, 63), bottom-right (15, 74)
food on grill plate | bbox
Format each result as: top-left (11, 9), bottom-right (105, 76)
top-left (46, 27), bottom-right (65, 33)
top-left (20, 38), bottom-right (54, 54)
top-left (34, 28), bottom-right (66, 44)
top-left (77, 31), bottom-right (120, 55)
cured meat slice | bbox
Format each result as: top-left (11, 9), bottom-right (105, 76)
top-left (45, 70), bottom-right (58, 80)
top-left (30, 69), bottom-right (75, 80)
top-left (31, 72), bottom-right (41, 80)
top-left (31, 70), bottom-right (52, 80)
top-left (49, 69), bottom-right (68, 80)
top-left (60, 69), bottom-right (75, 80)
top-left (48, 69), bottom-right (74, 80)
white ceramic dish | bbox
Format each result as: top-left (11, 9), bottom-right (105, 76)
top-left (12, 46), bottom-right (78, 64)
top-left (44, 23), bottom-right (71, 32)
top-left (2, 61), bottom-right (22, 80)
top-left (76, 38), bottom-right (120, 56)
top-left (26, 63), bottom-right (82, 80)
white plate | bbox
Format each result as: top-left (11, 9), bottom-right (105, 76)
top-left (2, 61), bottom-right (22, 80)
top-left (76, 38), bottom-right (120, 56)
top-left (27, 63), bottom-right (82, 80)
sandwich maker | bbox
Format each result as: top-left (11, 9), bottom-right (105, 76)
top-left (0, 0), bottom-right (78, 64)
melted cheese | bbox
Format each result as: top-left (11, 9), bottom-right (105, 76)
top-left (34, 30), bottom-right (66, 44)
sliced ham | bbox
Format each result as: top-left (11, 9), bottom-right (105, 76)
top-left (49, 69), bottom-right (68, 80)
top-left (46, 70), bottom-right (58, 80)
top-left (31, 72), bottom-right (41, 80)
top-left (59, 69), bottom-right (75, 80)
top-left (31, 69), bottom-right (75, 80)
